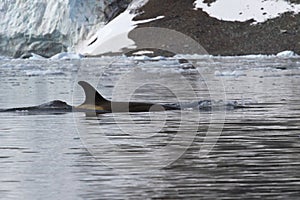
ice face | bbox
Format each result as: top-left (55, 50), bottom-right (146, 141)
top-left (0, 0), bottom-right (129, 57)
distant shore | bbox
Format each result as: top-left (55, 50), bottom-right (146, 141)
top-left (134, 0), bottom-right (300, 56)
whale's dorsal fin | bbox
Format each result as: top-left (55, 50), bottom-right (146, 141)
top-left (78, 81), bottom-right (109, 105)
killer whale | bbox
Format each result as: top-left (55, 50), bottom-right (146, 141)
top-left (74, 81), bottom-right (179, 113)
top-left (0, 81), bottom-right (248, 115)
top-left (0, 81), bottom-right (179, 114)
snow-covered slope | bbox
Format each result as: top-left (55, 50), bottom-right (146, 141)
top-left (0, 0), bottom-right (130, 58)
top-left (78, 0), bottom-right (300, 56)
top-left (77, 0), bottom-right (164, 56)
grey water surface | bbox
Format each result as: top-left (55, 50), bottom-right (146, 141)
top-left (0, 56), bottom-right (299, 199)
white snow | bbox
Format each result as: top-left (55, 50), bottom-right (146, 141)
top-left (28, 53), bottom-right (47, 60)
top-left (77, 0), bottom-right (164, 56)
top-left (132, 50), bottom-right (155, 55)
top-left (276, 50), bottom-right (299, 57)
top-left (239, 51), bottom-right (299, 58)
top-left (28, 52), bottom-right (83, 60)
top-left (50, 52), bottom-right (83, 60)
top-left (194, 0), bottom-right (300, 23)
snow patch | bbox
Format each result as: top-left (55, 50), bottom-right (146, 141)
top-left (28, 53), bottom-right (47, 60)
top-left (194, 0), bottom-right (300, 23)
top-left (276, 50), bottom-right (299, 57)
top-left (28, 52), bottom-right (83, 60)
top-left (132, 50), bottom-right (155, 55)
top-left (50, 52), bottom-right (84, 60)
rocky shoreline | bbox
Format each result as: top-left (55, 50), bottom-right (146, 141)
top-left (134, 0), bottom-right (300, 56)
top-left (2, 0), bottom-right (299, 58)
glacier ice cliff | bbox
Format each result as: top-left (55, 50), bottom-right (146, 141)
top-left (0, 0), bottom-right (131, 58)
